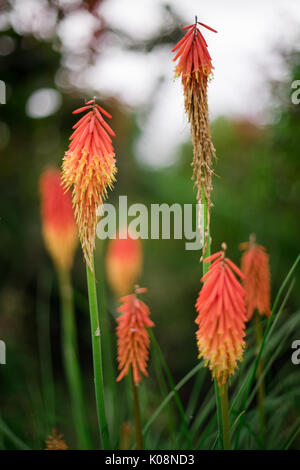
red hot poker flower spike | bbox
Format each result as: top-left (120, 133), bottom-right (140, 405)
top-left (116, 289), bottom-right (154, 384)
top-left (240, 235), bottom-right (271, 321)
top-left (40, 168), bottom-right (77, 271)
top-left (195, 248), bottom-right (247, 385)
top-left (62, 99), bottom-right (117, 269)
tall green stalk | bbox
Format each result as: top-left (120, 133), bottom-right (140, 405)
top-left (96, 248), bottom-right (118, 434)
top-left (86, 258), bottom-right (110, 449)
top-left (220, 384), bottom-right (230, 450)
top-left (254, 312), bottom-right (265, 444)
top-left (36, 267), bottom-right (55, 430)
top-left (201, 192), bottom-right (226, 449)
top-left (58, 268), bottom-right (92, 449)
top-left (131, 369), bottom-right (144, 450)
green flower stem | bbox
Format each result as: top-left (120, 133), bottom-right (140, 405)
top-left (220, 383), bottom-right (230, 450)
top-left (58, 268), bottom-right (92, 449)
top-left (201, 191), bottom-right (224, 449)
top-left (97, 248), bottom-right (118, 434)
top-left (86, 258), bottom-right (110, 449)
top-left (131, 369), bottom-right (144, 450)
top-left (36, 268), bottom-right (55, 429)
top-left (254, 312), bottom-right (265, 444)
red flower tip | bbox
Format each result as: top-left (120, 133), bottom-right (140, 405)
top-left (240, 235), bottom-right (271, 320)
top-left (172, 19), bottom-right (216, 83)
top-left (135, 286), bottom-right (147, 295)
top-left (116, 290), bottom-right (154, 384)
top-left (195, 248), bottom-right (247, 385)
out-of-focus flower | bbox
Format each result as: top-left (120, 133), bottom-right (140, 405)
top-left (45, 429), bottom-right (68, 450)
top-left (195, 246), bottom-right (247, 385)
top-left (40, 168), bottom-right (77, 270)
top-left (119, 422), bottom-right (132, 450)
top-left (62, 99), bottom-right (117, 269)
top-left (240, 235), bottom-right (271, 320)
top-left (172, 19), bottom-right (217, 251)
top-left (116, 288), bottom-right (154, 384)
top-left (106, 231), bottom-right (143, 298)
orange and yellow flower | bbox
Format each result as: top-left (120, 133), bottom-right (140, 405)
top-left (195, 248), bottom-right (247, 385)
top-left (40, 167), bottom-right (77, 271)
top-left (116, 288), bottom-right (154, 384)
top-left (240, 236), bottom-right (271, 320)
top-left (106, 231), bottom-right (143, 298)
top-left (62, 99), bottom-right (117, 269)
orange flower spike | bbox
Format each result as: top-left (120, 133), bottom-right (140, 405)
top-left (62, 99), bottom-right (117, 269)
top-left (240, 235), bottom-right (271, 321)
top-left (40, 168), bottom-right (77, 271)
top-left (195, 247), bottom-right (247, 385)
top-left (116, 288), bottom-right (154, 384)
top-left (106, 232), bottom-right (143, 298)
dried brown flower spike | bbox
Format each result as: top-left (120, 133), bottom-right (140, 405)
top-left (172, 18), bottom-right (217, 249)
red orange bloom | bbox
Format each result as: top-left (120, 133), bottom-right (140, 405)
top-left (195, 248), bottom-right (247, 385)
top-left (106, 231), bottom-right (143, 298)
top-left (172, 20), bottom-right (217, 84)
top-left (240, 236), bottom-right (271, 320)
top-left (62, 99), bottom-right (117, 269)
top-left (40, 168), bottom-right (77, 270)
top-left (116, 288), bottom-right (154, 384)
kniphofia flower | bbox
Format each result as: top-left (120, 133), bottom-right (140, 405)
top-left (172, 19), bottom-right (217, 248)
top-left (195, 247), bottom-right (247, 385)
top-left (116, 288), bottom-right (154, 383)
top-left (40, 168), bottom-right (77, 270)
top-left (106, 231), bottom-right (143, 298)
top-left (62, 99), bottom-right (117, 269)
top-left (45, 429), bottom-right (68, 450)
top-left (240, 235), bottom-right (271, 320)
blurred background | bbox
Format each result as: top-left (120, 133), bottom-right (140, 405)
top-left (0, 0), bottom-right (299, 449)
